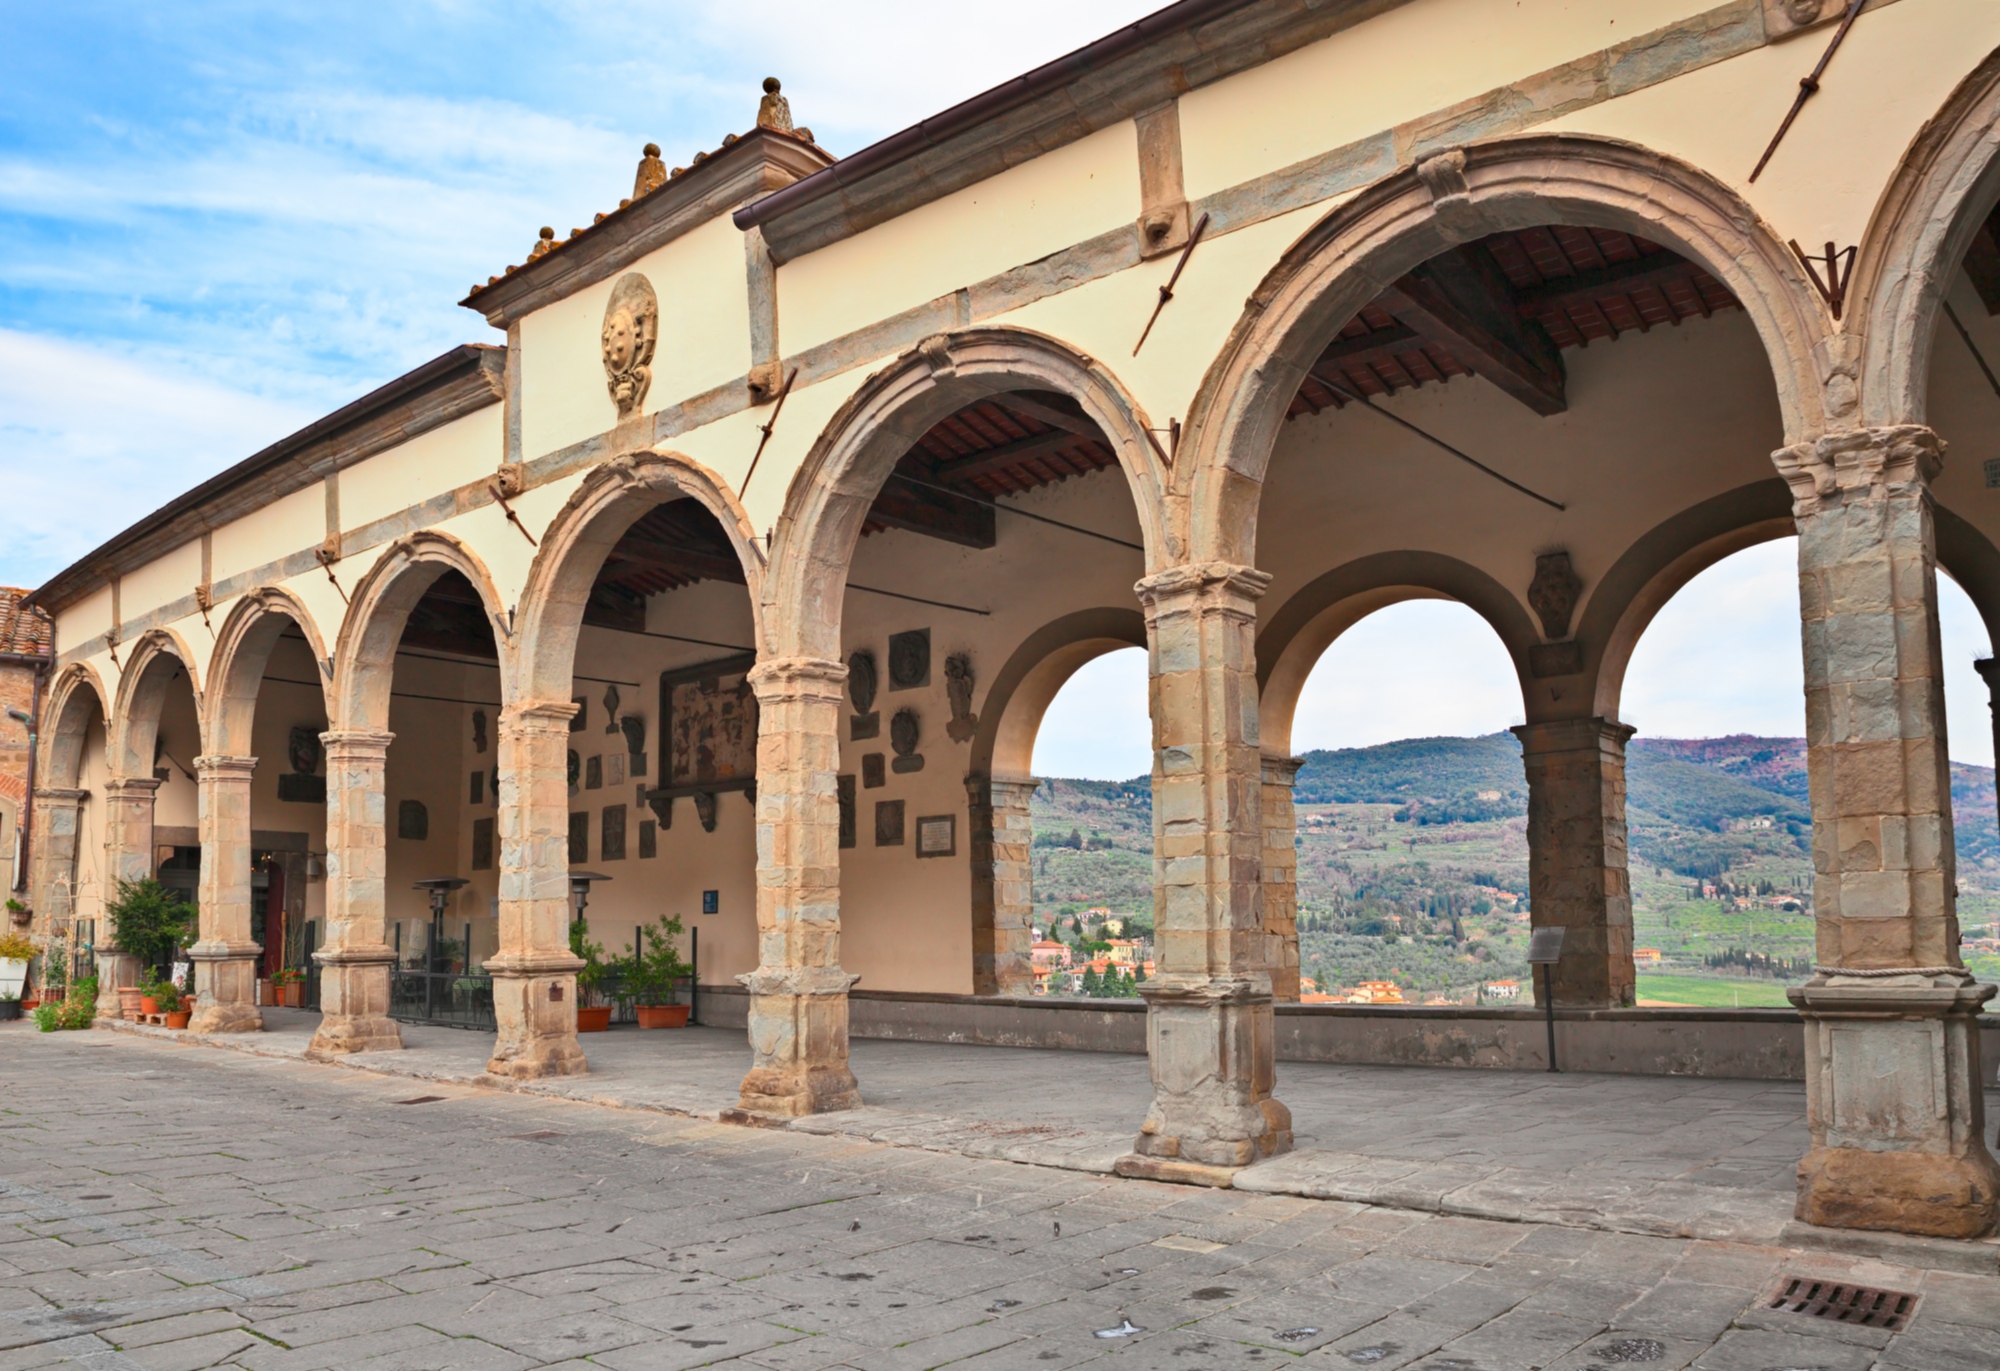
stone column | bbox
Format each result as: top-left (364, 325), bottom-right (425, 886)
top-left (187, 755), bottom-right (264, 1033)
top-left (730, 657), bottom-right (860, 1119)
top-left (969, 773), bottom-right (1040, 996)
top-left (1774, 425), bottom-right (1999, 1239)
top-left (1122, 563), bottom-right (1292, 1181)
top-left (96, 776), bottom-right (162, 1017)
top-left (32, 787), bottom-right (86, 987)
top-left (308, 730), bottom-right (402, 1057)
top-left (1511, 718), bottom-right (1637, 1008)
top-left (1260, 755), bottom-right (1304, 1003)
top-left (486, 701), bottom-right (587, 1078)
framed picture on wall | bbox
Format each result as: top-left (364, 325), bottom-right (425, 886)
top-left (915, 814), bottom-right (956, 858)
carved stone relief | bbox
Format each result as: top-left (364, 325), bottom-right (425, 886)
top-left (601, 273), bottom-right (659, 420)
top-left (694, 791), bottom-right (719, 833)
top-left (890, 708), bottom-right (924, 774)
top-left (888, 629), bottom-right (930, 691)
top-left (603, 684), bottom-right (622, 733)
top-left (1527, 551), bottom-right (1582, 641)
top-left (945, 652), bottom-right (977, 743)
top-left (848, 649), bottom-right (880, 740)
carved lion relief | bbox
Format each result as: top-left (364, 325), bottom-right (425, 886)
top-left (601, 273), bottom-right (659, 419)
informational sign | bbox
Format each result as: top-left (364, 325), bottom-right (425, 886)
top-left (916, 815), bottom-right (956, 858)
top-left (1527, 927), bottom-right (1567, 964)
top-left (701, 889), bottom-right (719, 915)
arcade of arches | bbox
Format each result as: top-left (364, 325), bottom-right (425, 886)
top-left (21, 2), bottom-right (2000, 1241)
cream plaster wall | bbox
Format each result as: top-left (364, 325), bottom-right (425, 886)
top-left (776, 122), bottom-right (1141, 358)
top-left (151, 678), bottom-right (202, 832)
top-left (68, 589), bottom-right (113, 649)
top-left (1926, 271), bottom-right (2000, 595)
top-left (340, 407), bottom-right (503, 535)
top-left (1546, 0), bottom-right (2000, 264)
top-left (518, 214), bottom-right (756, 464)
top-left (1178, 0), bottom-right (1715, 202)
top-left (119, 543), bottom-right (203, 633)
top-left (212, 485), bottom-right (322, 590)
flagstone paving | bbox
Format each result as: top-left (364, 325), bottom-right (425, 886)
top-left (4, 1026), bottom-right (1996, 1370)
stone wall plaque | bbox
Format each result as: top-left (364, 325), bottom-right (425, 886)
top-left (838, 774), bottom-right (856, 850)
top-left (472, 709), bottom-right (488, 753)
top-left (471, 817), bottom-right (494, 871)
top-left (601, 804), bottom-right (627, 861)
top-left (586, 755), bottom-right (603, 790)
top-left (694, 791), bottom-right (719, 833)
top-left (288, 727), bottom-right (322, 777)
top-left (603, 684), bottom-right (622, 733)
top-left (944, 652), bottom-right (977, 742)
top-left (568, 811), bottom-right (589, 864)
top-left (848, 649), bottom-right (880, 739)
top-left (568, 749), bottom-right (581, 793)
top-left (571, 698), bottom-right (588, 732)
top-left (639, 819), bottom-right (658, 859)
top-left (862, 753), bottom-right (885, 789)
top-left (915, 814), bottom-right (956, 858)
top-left (602, 273), bottom-right (659, 419)
top-left (606, 753), bottom-right (626, 786)
top-left (469, 771), bottom-right (484, 805)
top-left (890, 708), bottom-right (924, 774)
top-left (875, 799), bottom-right (905, 847)
top-left (277, 774), bottom-right (326, 804)
top-left (888, 629), bottom-right (930, 691)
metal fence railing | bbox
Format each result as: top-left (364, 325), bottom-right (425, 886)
top-left (389, 970), bottom-right (495, 1031)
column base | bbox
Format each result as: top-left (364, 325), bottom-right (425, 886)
top-left (1791, 975), bottom-right (2000, 1239)
top-left (485, 968), bottom-right (588, 1080)
top-left (95, 952), bottom-right (143, 1021)
top-left (308, 950), bottom-right (403, 1057)
top-left (731, 973), bottom-right (861, 1119)
top-left (1796, 1145), bottom-right (2000, 1240)
top-left (187, 946), bottom-right (263, 1033)
top-left (1134, 975), bottom-right (1292, 1169)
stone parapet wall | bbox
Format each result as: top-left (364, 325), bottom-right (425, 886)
top-left (688, 983), bottom-right (2000, 1083)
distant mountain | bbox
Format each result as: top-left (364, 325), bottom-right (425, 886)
top-left (1292, 733), bottom-right (1525, 808)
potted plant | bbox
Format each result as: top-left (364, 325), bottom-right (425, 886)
top-left (625, 914), bottom-right (693, 1029)
top-left (0, 931), bottom-right (32, 1007)
top-left (271, 966), bottom-right (305, 1008)
top-left (34, 975), bottom-right (98, 1032)
top-left (150, 976), bottom-right (190, 1029)
top-left (570, 916), bottom-right (612, 1032)
top-left (106, 879), bottom-right (193, 1015)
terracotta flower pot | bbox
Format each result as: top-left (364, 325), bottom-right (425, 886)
top-left (575, 1006), bottom-right (612, 1032)
top-left (635, 1004), bottom-right (690, 1029)
top-left (164, 1011), bottom-right (190, 1030)
top-left (278, 985), bottom-right (303, 1008)
top-left (139, 997), bottom-right (160, 1016)
top-left (117, 987), bottom-right (145, 1018)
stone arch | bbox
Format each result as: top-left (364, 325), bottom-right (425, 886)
top-left (968, 608), bottom-right (1149, 781)
top-left (766, 327), bottom-right (1174, 662)
top-left (513, 448), bottom-right (765, 704)
top-left (1180, 134), bottom-right (1832, 567)
top-left (1256, 553), bottom-right (1538, 755)
top-left (43, 663), bottom-right (110, 790)
top-left (111, 628), bottom-right (205, 778)
top-left (205, 587), bottom-right (330, 757)
top-left (1853, 50), bottom-right (2000, 427)
top-left (334, 530), bottom-right (512, 733)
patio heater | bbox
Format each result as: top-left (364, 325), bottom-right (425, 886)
top-left (569, 870), bottom-right (611, 921)
top-left (412, 877), bottom-right (469, 1023)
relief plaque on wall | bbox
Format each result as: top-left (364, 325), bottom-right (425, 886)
top-left (601, 804), bottom-right (627, 861)
top-left (888, 629), bottom-right (930, 691)
top-left (471, 817), bottom-right (494, 871)
top-left (875, 799), bottom-right (905, 847)
top-left (568, 811), bottom-right (589, 864)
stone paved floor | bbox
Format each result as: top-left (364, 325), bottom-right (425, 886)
top-left (5, 1027), bottom-right (1996, 1371)
top-left (71, 1014), bottom-right (2000, 1261)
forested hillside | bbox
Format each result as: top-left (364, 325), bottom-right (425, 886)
top-left (1029, 733), bottom-right (2000, 1003)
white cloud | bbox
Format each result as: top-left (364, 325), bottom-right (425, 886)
top-left (1033, 646), bottom-right (1151, 782)
top-left (1291, 601), bottom-right (1524, 753)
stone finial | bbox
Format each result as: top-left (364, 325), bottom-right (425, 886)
top-left (633, 142), bottom-right (667, 200)
top-left (528, 226), bottom-right (556, 260)
top-left (757, 77), bottom-right (794, 134)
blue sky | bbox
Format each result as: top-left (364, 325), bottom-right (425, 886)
top-left (7, 6), bottom-right (1991, 775)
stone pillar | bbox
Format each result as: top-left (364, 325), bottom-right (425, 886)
top-left (1511, 718), bottom-right (1637, 1008)
top-left (33, 787), bottom-right (86, 987)
top-left (1260, 755), bottom-right (1304, 1003)
top-left (486, 702), bottom-right (587, 1078)
top-left (95, 776), bottom-right (162, 1018)
top-left (308, 730), bottom-right (402, 1057)
top-left (969, 773), bottom-right (1040, 996)
top-left (1122, 563), bottom-right (1292, 1180)
top-left (187, 755), bottom-right (264, 1033)
top-left (731, 657), bottom-right (861, 1119)
top-left (1774, 425), bottom-right (1999, 1239)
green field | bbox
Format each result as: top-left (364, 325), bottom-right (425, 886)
top-left (1635, 973), bottom-right (1794, 1007)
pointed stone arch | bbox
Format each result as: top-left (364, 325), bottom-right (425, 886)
top-left (765, 326), bottom-right (1173, 662)
top-left (1177, 134), bottom-right (1833, 567)
top-left (512, 448), bottom-right (764, 705)
top-left (1853, 49), bottom-right (2000, 427)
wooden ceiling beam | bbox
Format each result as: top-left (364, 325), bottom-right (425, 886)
top-left (924, 428), bottom-right (1086, 484)
top-left (1308, 323), bottom-right (1428, 381)
top-left (1511, 253), bottom-right (1717, 317)
top-left (1378, 247), bottom-right (1567, 416)
top-left (604, 533), bottom-right (748, 585)
top-left (986, 391), bottom-right (1098, 436)
top-left (870, 474), bottom-right (996, 548)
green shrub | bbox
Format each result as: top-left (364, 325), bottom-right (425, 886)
top-left (624, 914), bottom-right (691, 1005)
top-left (106, 879), bottom-right (194, 972)
top-left (32, 1003), bottom-right (60, 1032)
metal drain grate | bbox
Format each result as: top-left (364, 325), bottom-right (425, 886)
top-left (1766, 1276), bottom-right (1919, 1331)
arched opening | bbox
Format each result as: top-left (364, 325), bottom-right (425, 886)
top-left (34, 670), bottom-right (110, 998)
top-left (1618, 539), bottom-right (2000, 1004)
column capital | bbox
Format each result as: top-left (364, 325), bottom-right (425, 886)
top-left (1772, 424), bottom-right (1943, 516)
top-left (320, 729), bottom-right (395, 758)
top-left (1511, 717), bottom-right (1636, 757)
top-left (748, 655), bottom-right (845, 701)
top-left (1135, 561), bottom-right (1272, 617)
top-left (102, 776), bottom-right (163, 799)
top-left (36, 787), bottom-right (87, 804)
top-left (1260, 754), bottom-right (1304, 786)
top-left (499, 699), bottom-right (580, 735)
top-left (194, 754), bottom-right (258, 780)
